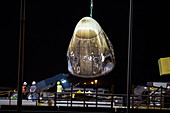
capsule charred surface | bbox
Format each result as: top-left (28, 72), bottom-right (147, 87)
top-left (67, 17), bottom-right (116, 78)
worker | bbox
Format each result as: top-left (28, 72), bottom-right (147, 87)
top-left (57, 81), bottom-right (63, 93)
top-left (22, 82), bottom-right (27, 93)
top-left (22, 82), bottom-right (27, 99)
top-left (30, 81), bottom-right (37, 100)
top-left (57, 81), bottom-right (63, 99)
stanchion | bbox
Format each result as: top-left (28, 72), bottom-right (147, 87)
top-left (71, 83), bottom-right (73, 107)
top-left (83, 84), bottom-right (86, 107)
top-left (67, 93), bottom-right (68, 107)
top-left (9, 92), bottom-right (11, 106)
top-left (147, 86), bottom-right (150, 109)
top-left (132, 85), bottom-right (134, 109)
top-left (54, 82), bottom-right (57, 106)
top-left (36, 93), bottom-right (37, 106)
top-left (160, 86), bottom-right (163, 109)
top-left (54, 92), bottom-right (56, 106)
top-left (95, 84), bottom-right (98, 108)
top-left (111, 94), bottom-right (113, 108)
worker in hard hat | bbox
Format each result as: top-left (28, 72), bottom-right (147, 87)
top-left (30, 81), bottom-right (37, 100)
top-left (57, 81), bottom-right (63, 99)
top-left (22, 82), bottom-right (28, 99)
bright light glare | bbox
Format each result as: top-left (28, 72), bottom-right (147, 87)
top-left (61, 79), bottom-right (67, 83)
top-left (94, 80), bottom-right (98, 84)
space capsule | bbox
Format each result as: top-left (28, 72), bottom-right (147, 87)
top-left (67, 17), bottom-right (116, 78)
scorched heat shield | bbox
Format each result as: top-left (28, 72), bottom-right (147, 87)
top-left (67, 17), bottom-right (116, 78)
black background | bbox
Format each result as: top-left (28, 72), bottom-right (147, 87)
top-left (0, 0), bottom-right (170, 93)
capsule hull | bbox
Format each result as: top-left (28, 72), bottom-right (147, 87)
top-left (67, 17), bottom-right (116, 78)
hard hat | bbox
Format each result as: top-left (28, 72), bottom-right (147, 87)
top-left (57, 81), bottom-right (60, 85)
top-left (87, 90), bottom-right (92, 94)
top-left (32, 81), bottom-right (36, 85)
top-left (23, 82), bottom-right (27, 85)
top-left (167, 86), bottom-right (170, 89)
top-left (77, 90), bottom-right (82, 93)
top-left (144, 87), bottom-right (148, 90)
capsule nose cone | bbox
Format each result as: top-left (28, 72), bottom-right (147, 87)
top-left (75, 17), bottom-right (101, 38)
top-left (67, 17), bottom-right (116, 78)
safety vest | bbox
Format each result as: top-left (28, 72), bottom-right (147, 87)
top-left (22, 86), bottom-right (27, 92)
top-left (57, 85), bottom-right (63, 93)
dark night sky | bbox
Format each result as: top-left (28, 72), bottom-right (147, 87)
top-left (0, 0), bottom-right (170, 93)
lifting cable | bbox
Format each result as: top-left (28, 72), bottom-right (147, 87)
top-left (90, 0), bottom-right (93, 17)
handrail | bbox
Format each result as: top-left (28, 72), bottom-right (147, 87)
top-left (0, 90), bottom-right (170, 110)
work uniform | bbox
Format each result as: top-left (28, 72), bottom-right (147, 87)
top-left (30, 85), bottom-right (37, 100)
top-left (22, 85), bottom-right (27, 99)
top-left (57, 85), bottom-right (63, 93)
top-left (57, 84), bottom-right (63, 99)
top-left (22, 85), bottom-right (27, 93)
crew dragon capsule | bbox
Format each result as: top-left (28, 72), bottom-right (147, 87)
top-left (67, 17), bottom-right (116, 78)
